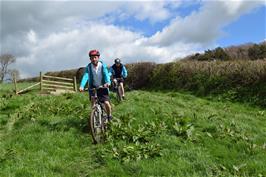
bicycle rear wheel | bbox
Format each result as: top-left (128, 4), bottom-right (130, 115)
top-left (89, 105), bottom-right (105, 143)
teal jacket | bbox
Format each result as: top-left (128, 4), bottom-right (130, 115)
top-left (80, 61), bottom-right (111, 89)
top-left (109, 64), bottom-right (128, 78)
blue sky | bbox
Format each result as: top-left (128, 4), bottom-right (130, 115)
top-left (219, 5), bottom-right (265, 47)
top-left (106, 1), bottom-right (265, 47)
top-left (110, 1), bottom-right (203, 37)
top-left (1, 0), bottom-right (265, 78)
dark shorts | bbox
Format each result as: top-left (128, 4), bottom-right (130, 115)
top-left (115, 78), bottom-right (124, 83)
top-left (89, 88), bottom-right (110, 103)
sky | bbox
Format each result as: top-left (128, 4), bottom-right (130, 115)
top-left (0, 0), bottom-right (265, 78)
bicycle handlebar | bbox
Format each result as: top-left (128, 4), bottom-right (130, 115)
top-left (89, 85), bottom-right (108, 91)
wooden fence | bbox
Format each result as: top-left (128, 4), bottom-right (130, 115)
top-left (13, 72), bottom-right (77, 94)
top-left (40, 72), bottom-right (77, 92)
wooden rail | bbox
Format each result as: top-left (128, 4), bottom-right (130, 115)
top-left (16, 82), bottom-right (40, 94)
top-left (42, 75), bottom-right (73, 81)
top-left (13, 72), bottom-right (78, 94)
top-left (13, 73), bottom-right (40, 94)
top-left (40, 72), bottom-right (77, 92)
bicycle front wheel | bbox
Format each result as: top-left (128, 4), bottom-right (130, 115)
top-left (89, 106), bottom-right (105, 144)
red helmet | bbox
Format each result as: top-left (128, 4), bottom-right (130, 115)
top-left (88, 50), bottom-right (100, 57)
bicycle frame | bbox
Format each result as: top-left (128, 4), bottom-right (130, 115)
top-left (89, 87), bottom-right (108, 144)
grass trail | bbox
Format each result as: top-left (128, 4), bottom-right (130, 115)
top-left (0, 83), bottom-right (265, 176)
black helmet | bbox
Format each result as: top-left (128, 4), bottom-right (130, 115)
top-left (114, 58), bottom-right (121, 64)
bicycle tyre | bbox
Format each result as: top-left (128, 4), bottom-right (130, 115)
top-left (89, 106), bottom-right (105, 144)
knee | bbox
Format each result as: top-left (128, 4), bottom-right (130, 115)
top-left (104, 101), bottom-right (111, 106)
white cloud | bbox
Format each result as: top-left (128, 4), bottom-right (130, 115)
top-left (146, 0), bottom-right (265, 46)
top-left (2, 0), bottom-right (265, 78)
top-left (123, 1), bottom-right (172, 23)
top-left (27, 30), bottom-right (37, 44)
top-left (13, 22), bottom-right (199, 78)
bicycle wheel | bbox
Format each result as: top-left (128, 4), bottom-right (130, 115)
top-left (89, 105), bottom-right (105, 143)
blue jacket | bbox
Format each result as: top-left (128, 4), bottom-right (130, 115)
top-left (80, 61), bottom-right (111, 89)
top-left (109, 64), bottom-right (128, 78)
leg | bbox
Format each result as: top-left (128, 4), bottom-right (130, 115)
top-left (90, 96), bottom-right (96, 108)
top-left (104, 101), bottom-right (112, 117)
top-left (120, 82), bottom-right (125, 97)
top-left (98, 88), bottom-right (112, 120)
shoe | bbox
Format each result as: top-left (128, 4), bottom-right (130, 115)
top-left (122, 96), bottom-right (125, 100)
top-left (101, 116), bottom-right (107, 124)
top-left (107, 115), bottom-right (113, 121)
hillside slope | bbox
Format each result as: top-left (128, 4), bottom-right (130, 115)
top-left (0, 83), bottom-right (265, 176)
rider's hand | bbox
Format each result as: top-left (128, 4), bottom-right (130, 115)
top-left (104, 83), bottom-right (110, 88)
top-left (79, 87), bottom-right (84, 92)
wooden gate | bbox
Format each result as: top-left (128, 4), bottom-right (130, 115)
top-left (40, 72), bottom-right (77, 92)
top-left (13, 72), bottom-right (77, 94)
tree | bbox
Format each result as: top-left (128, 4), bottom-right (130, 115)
top-left (247, 43), bottom-right (266, 60)
top-left (0, 54), bottom-right (16, 83)
top-left (248, 44), bottom-right (261, 60)
top-left (197, 50), bottom-right (213, 61)
top-left (259, 44), bottom-right (266, 59)
top-left (213, 47), bottom-right (230, 61)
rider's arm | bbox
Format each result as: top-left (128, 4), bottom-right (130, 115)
top-left (80, 66), bottom-right (90, 90)
top-left (122, 65), bottom-right (128, 78)
top-left (109, 66), bottom-right (114, 77)
top-left (103, 63), bottom-right (111, 85)
top-left (108, 65), bottom-right (114, 81)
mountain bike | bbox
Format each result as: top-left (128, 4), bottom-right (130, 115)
top-left (112, 78), bottom-right (123, 102)
top-left (89, 87), bottom-right (108, 144)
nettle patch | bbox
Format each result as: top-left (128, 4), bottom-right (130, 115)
top-left (98, 113), bottom-right (196, 162)
top-left (172, 116), bottom-right (195, 140)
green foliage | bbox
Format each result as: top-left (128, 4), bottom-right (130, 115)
top-left (149, 60), bottom-right (266, 107)
top-left (0, 86), bottom-right (265, 176)
top-left (172, 116), bottom-right (194, 140)
top-left (248, 44), bottom-right (266, 60)
top-left (194, 47), bottom-right (230, 61)
top-left (100, 113), bottom-right (196, 162)
top-left (125, 62), bottom-right (156, 89)
top-left (213, 47), bottom-right (230, 61)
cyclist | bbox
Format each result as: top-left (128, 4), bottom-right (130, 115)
top-left (109, 58), bottom-right (128, 99)
top-left (79, 49), bottom-right (112, 120)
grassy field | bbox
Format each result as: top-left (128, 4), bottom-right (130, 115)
top-left (0, 83), bottom-right (265, 177)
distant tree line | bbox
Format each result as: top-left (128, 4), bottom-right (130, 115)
top-left (185, 42), bottom-right (266, 61)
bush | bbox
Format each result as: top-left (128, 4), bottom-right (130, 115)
top-left (125, 62), bottom-right (156, 89)
top-left (148, 60), bottom-right (266, 107)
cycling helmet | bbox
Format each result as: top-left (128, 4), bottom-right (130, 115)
top-left (89, 50), bottom-right (100, 57)
top-left (114, 58), bottom-right (121, 64)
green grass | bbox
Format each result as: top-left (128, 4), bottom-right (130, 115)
top-left (0, 83), bottom-right (265, 177)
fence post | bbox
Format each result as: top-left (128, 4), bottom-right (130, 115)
top-left (13, 73), bottom-right (18, 94)
top-left (73, 76), bottom-right (77, 92)
top-left (40, 72), bottom-right (43, 91)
